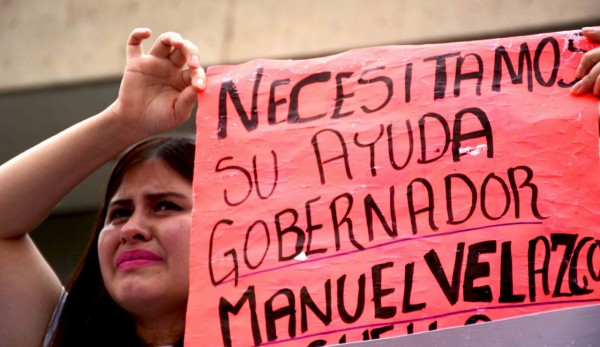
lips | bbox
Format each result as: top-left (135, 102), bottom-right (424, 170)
top-left (115, 249), bottom-right (163, 271)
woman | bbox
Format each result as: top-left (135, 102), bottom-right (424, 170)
top-left (1, 27), bottom-right (599, 347)
top-left (49, 136), bottom-right (196, 346)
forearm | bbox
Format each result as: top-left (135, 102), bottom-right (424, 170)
top-left (0, 29), bottom-right (204, 240)
top-left (0, 104), bottom-right (145, 239)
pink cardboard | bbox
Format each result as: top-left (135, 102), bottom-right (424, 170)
top-left (186, 30), bottom-right (600, 346)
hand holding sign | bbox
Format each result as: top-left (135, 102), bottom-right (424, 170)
top-left (572, 27), bottom-right (600, 95)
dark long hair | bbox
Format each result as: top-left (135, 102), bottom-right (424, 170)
top-left (50, 136), bottom-right (195, 347)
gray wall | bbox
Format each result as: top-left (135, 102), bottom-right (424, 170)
top-left (3, 0), bottom-right (600, 91)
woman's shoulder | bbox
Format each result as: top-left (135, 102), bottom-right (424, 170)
top-left (42, 288), bottom-right (68, 347)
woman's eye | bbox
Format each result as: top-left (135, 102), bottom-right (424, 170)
top-left (156, 201), bottom-right (182, 212)
top-left (108, 208), bottom-right (132, 222)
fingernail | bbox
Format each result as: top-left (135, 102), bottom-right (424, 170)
top-left (191, 55), bottom-right (199, 68)
top-left (170, 35), bottom-right (183, 47)
top-left (570, 80), bottom-right (583, 94)
top-left (583, 27), bottom-right (597, 34)
top-left (197, 77), bottom-right (206, 89)
top-left (575, 64), bottom-right (583, 78)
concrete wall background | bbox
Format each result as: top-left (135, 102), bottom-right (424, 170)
top-left (1, 0), bottom-right (599, 282)
top-left (2, 0), bottom-right (600, 91)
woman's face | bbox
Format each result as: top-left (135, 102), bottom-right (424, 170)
top-left (98, 159), bottom-right (192, 319)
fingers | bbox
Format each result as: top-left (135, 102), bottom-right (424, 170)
top-left (149, 32), bottom-right (184, 58)
top-left (126, 28), bottom-right (152, 59)
top-left (148, 33), bottom-right (200, 68)
top-left (129, 29), bottom-right (202, 72)
top-left (194, 66), bottom-right (207, 91)
top-left (180, 65), bottom-right (207, 92)
top-left (179, 41), bottom-right (204, 91)
top-left (575, 46), bottom-right (600, 80)
top-left (572, 61), bottom-right (600, 95)
top-left (571, 27), bottom-right (600, 95)
top-left (180, 40), bottom-right (201, 69)
top-left (168, 48), bottom-right (187, 68)
top-left (582, 27), bottom-right (600, 43)
top-left (174, 86), bottom-right (199, 124)
top-left (168, 39), bottom-right (200, 68)
top-left (593, 76), bottom-right (600, 95)
top-left (148, 32), bottom-right (204, 90)
top-left (167, 36), bottom-right (205, 91)
top-left (125, 28), bottom-right (206, 93)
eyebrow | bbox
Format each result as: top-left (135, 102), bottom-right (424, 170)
top-left (108, 192), bottom-right (190, 206)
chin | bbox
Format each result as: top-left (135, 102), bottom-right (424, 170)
top-left (110, 276), bottom-right (189, 316)
top-left (114, 281), bottom-right (162, 306)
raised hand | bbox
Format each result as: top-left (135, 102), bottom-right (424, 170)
top-left (112, 28), bottom-right (206, 137)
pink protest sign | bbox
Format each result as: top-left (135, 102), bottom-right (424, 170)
top-left (186, 30), bottom-right (600, 346)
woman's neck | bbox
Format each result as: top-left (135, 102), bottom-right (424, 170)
top-left (134, 310), bottom-right (185, 346)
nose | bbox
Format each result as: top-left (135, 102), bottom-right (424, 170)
top-left (119, 211), bottom-right (152, 244)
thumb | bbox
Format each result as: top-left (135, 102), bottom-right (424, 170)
top-left (173, 86), bottom-right (199, 125)
top-left (583, 27), bottom-right (600, 42)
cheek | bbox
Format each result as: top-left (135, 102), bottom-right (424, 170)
top-left (97, 228), bottom-right (118, 275)
top-left (168, 216), bottom-right (191, 245)
top-left (164, 219), bottom-right (191, 271)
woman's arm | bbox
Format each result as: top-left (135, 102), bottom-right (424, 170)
top-left (0, 28), bottom-right (204, 347)
top-left (0, 28), bottom-right (205, 238)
